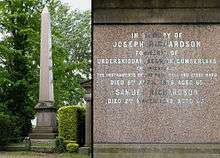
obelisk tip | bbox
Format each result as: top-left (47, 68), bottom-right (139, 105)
top-left (42, 6), bottom-right (49, 14)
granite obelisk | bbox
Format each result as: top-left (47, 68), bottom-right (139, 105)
top-left (30, 6), bottom-right (57, 139)
top-left (39, 6), bottom-right (54, 107)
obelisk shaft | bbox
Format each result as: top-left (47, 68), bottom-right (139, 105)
top-left (39, 6), bottom-right (54, 102)
top-left (30, 6), bottom-right (57, 139)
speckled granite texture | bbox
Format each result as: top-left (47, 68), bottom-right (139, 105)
top-left (94, 25), bottom-right (220, 143)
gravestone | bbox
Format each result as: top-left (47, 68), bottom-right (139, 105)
top-left (93, 0), bottom-right (220, 157)
top-left (30, 6), bottom-right (57, 140)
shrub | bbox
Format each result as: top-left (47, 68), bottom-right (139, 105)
top-left (54, 136), bottom-right (66, 153)
top-left (66, 143), bottom-right (79, 153)
top-left (0, 113), bottom-right (17, 146)
top-left (64, 140), bottom-right (76, 147)
top-left (57, 105), bottom-right (85, 146)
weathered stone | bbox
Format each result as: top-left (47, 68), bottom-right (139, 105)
top-left (94, 25), bottom-right (220, 144)
top-left (93, 0), bottom-right (220, 23)
top-left (78, 146), bottom-right (91, 155)
top-left (93, 1), bottom-right (220, 156)
top-left (30, 6), bottom-right (56, 141)
top-left (39, 6), bottom-right (54, 103)
top-left (79, 80), bottom-right (92, 153)
top-left (94, 8), bottom-right (220, 23)
top-left (94, 144), bottom-right (220, 158)
top-left (93, 0), bottom-right (220, 9)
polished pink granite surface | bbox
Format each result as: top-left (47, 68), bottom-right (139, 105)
top-left (94, 25), bottom-right (220, 143)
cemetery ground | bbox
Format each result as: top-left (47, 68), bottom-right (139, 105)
top-left (0, 151), bottom-right (90, 158)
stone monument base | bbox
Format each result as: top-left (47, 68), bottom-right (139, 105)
top-left (29, 126), bottom-right (57, 153)
top-left (94, 144), bottom-right (220, 158)
top-left (30, 139), bottom-right (56, 153)
top-left (30, 101), bottom-right (57, 139)
top-left (79, 146), bottom-right (91, 155)
top-left (30, 132), bottom-right (57, 139)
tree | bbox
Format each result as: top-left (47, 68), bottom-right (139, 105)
top-left (0, 0), bottom-right (91, 140)
top-left (0, 0), bottom-right (41, 138)
top-left (49, 1), bottom-right (91, 106)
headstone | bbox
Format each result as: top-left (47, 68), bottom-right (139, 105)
top-left (93, 0), bottom-right (220, 157)
top-left (30, 6), bottom-right (57, 140)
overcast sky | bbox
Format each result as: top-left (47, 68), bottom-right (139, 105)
top-left (60, 0), bottom-right (91, 11)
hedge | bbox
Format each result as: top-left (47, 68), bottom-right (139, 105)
top-left (57, 105), bottom-right (85, 146)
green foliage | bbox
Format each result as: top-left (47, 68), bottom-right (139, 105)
top-left (54, 136), bottom-right (66, 153)
top-left (0, 0), bottom-right (91, 139)
top-left (58, 106), bottom-right (78, 141)
top-left (0, 113), bottom-right (18, 146)
top-left (0, 0), bottom-right (41, 137)
top-left (66, 143), bottom-right (79, 153)
top-left (64, 140), bottom-right (76, 147)
top-left (49, 3), bottom-right (91, 106)
top-left (57, 105), bottom-right (85, 146)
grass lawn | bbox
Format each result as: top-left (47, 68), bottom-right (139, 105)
top-left (0, 151), bottom-right (91, 158)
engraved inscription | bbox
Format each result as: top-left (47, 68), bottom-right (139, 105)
top-left (94, 25), bottom-right (220, 143)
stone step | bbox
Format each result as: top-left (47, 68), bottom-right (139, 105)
top-left (31, 146), bottom-right (54, 153)
top-left (2, 146), bottom-right (27, 151)
top-left (32, 129), bottom-right (55, 133)
top-left (29, 139), bottom-right (56, 153)
top-left (79, 146), bottom-right (91, 155)
top-left (1, 143), bottom-right (27, 151)
top-left (29, 133), bottom-right (57, 139)
top-left (31, 139), bottom-right (56, 145)
top-left (32, 127), bottom-right (57, 133)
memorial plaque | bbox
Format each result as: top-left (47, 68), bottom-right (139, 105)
top-left (94, 25), bottom-right (220, 143)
